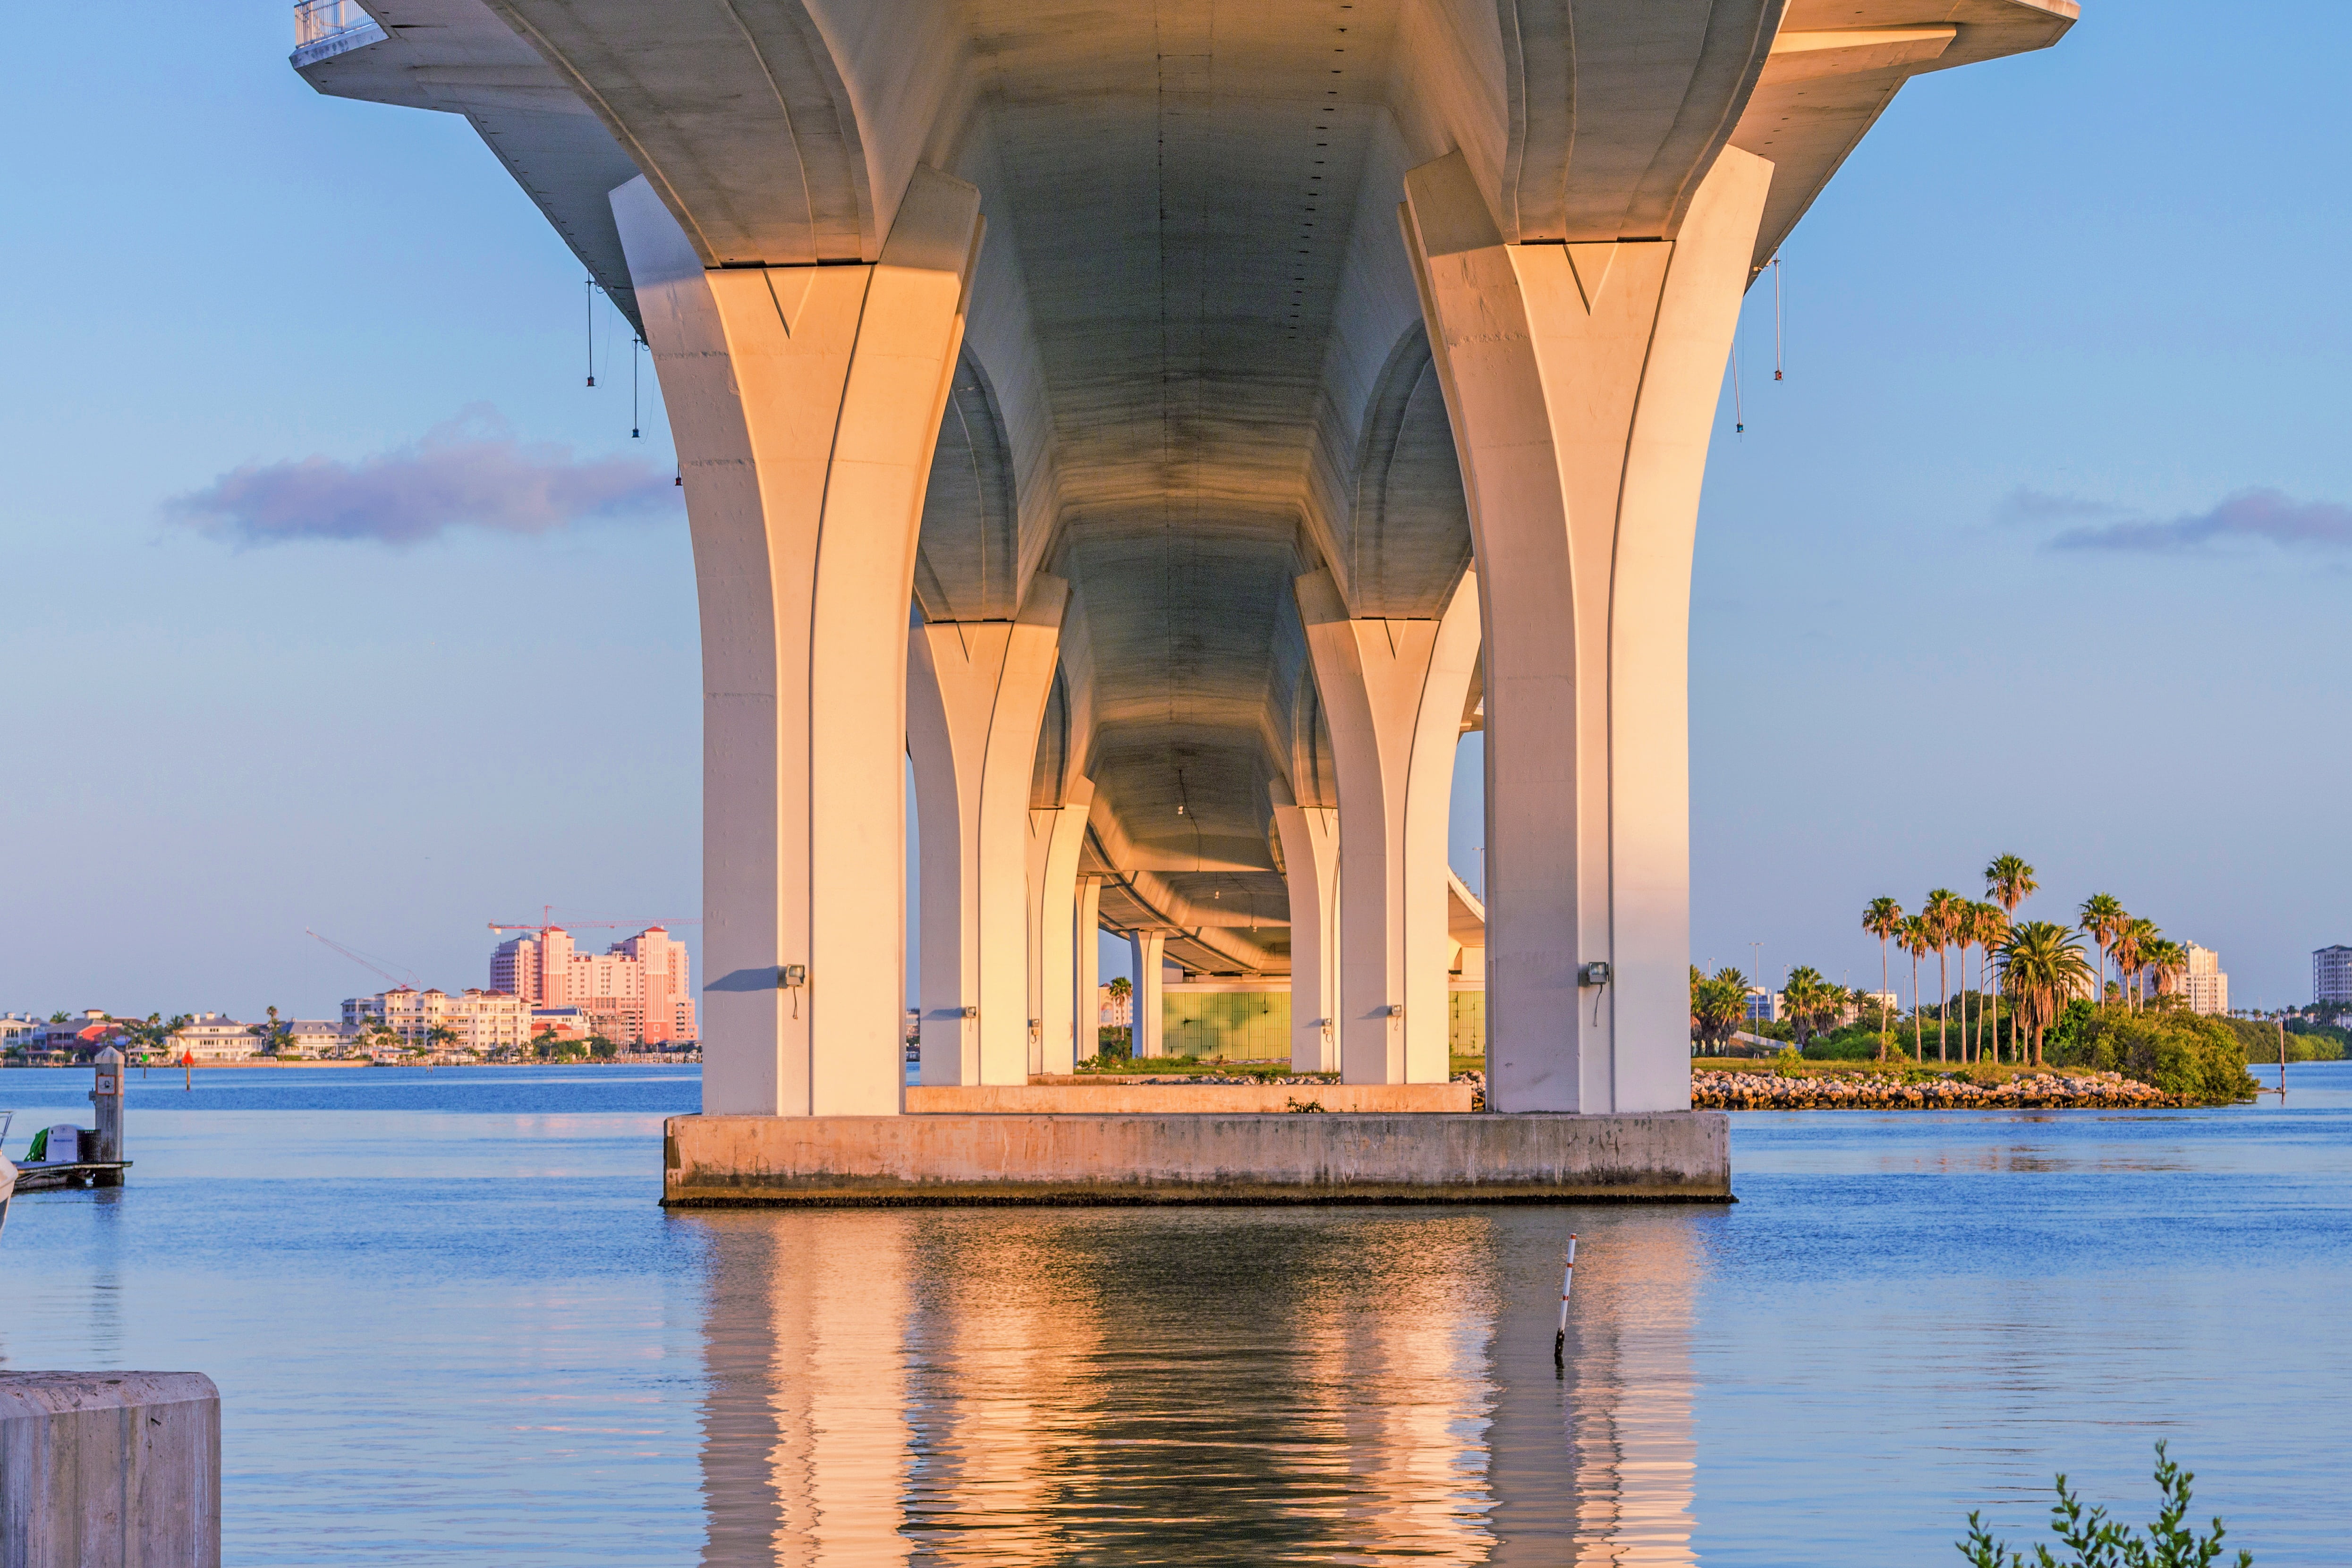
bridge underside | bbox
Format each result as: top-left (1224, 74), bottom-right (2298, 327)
top-left (299, 0), bottom-right (2073, 1116)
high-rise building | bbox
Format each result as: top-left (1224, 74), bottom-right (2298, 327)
top-left (2314, 946), bottom-right (2352, 1007)
top-left (491, 926), bottom-right (696, 1045)
top-left (2180, 943), bottom-right (2228, 1016)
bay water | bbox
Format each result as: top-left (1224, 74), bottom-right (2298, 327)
top-left (1, 1061), bottom-right (2343, 1564)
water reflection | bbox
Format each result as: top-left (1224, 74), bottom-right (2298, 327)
top-left (691, 1210), bottom-right (1701, 1563)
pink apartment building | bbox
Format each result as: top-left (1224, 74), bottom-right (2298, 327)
top-left (491, 925), bottom-right (696, 1045)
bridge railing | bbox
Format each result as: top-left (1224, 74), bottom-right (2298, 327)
top-left (293, 0), bottom-right (382, 52)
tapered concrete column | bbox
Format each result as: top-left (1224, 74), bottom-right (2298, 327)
top-left (615, 168), bottom-right (982, 1117)
top-left (909, 578), bottom-right (1069, 1086)
top-left (1129, 930), bottom-right (1167, 1059)
top-left (1296, 569), bottom-right (1480, 1085)
top-left (1402, 147), bottom-right (1771, 1113)
top-left (1073, 877), bottom-right (1102, 1062)
top-left (1027, 777), bottom-right (1095, 1076)
top-left (1269, 788), bottom-right (1339, 1075)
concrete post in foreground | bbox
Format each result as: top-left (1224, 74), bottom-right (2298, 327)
top-left (613, 166), bottom-right (983, 1116)
top-left (0, 1372), bottom-right (220, 1568)
top-left (91, 1047), bottom-right (124, 1185)
top-left (1402, 146), bottom-right (1770, 1114)
top-left (1296, 568), bottom-right (1479, 1085)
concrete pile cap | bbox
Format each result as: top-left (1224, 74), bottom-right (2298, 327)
top-left (0, 1373), bottom-right (218, 1415)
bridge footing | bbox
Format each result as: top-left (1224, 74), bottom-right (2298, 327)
top-left (663, 1112), bottom-right (1729, 1206)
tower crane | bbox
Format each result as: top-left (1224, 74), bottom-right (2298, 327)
top-left (305, 929), bottom-right (422, 990)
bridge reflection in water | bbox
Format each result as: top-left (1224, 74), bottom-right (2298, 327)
top-left (690, 1210), bottom-right (1701, 1564)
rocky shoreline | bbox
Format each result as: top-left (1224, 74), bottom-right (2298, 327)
top-left (1692, 1069), bottom-right (2182, 1110)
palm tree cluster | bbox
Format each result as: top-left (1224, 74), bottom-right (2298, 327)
top-left (1688, 966), bottom-right (1753, 1053)
top-left (1852, 858), bottom-right (2191, 1068)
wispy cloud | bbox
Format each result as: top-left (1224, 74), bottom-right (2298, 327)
top-left (2001, 485), bottom-right (2352, 554)
top-left (167, 405), bottom-right (678, 547)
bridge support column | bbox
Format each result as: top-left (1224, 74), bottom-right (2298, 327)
top-left (1401, 146), bottom-right (1771, 1113)
top-left (1296, 569), bottom-right (1479, 1085)
top-left (1129, 930), bottom-right (1167, 1059)
top-left (1027, 778), bottom-right (1095, 1076)
top-left (1073, 877), bottom-right (1103, 1063)
top-left (614, 168), bottom-right (983, 1117)
top-left (909, 578), bottom-right (1069, 1086)
top-left (1269, 787), bottom-right (1339, 1075)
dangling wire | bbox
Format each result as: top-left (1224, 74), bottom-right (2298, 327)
top-left (631, 337), bottom-right (643, 439)
top-left (584, 280), bottom-right (597, 388)
top-left (1772, 257), bottom-right (1785, 381)
top-left (1731, 341), bottom-right (1745, 434)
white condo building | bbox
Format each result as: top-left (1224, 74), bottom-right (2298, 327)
top-left (2315, 946), bottom-right (2352, 1007)
top-left (345, 988), bottom-right (534, 1053)
top-left (2181, 943), bottom-right (2228, 1016)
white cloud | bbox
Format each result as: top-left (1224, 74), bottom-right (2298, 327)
top-left (168, 405), bottom-right (678, 547)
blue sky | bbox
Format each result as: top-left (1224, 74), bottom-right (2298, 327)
top-left (4, 3), bottom-right (2346, 1019)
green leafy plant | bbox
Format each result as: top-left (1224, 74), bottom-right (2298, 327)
top-left (1957, 1443), bottom-right (2250, 1568)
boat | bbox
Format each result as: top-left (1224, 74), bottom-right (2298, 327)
top-left (0, 1112), bottom-right (14, 1237)
top-left (10, 1118), bottom-right (127, 1192)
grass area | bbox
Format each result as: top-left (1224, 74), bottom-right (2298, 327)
top-left (1075, 1056), bottom-right (1330, 1079)
top-left (1072, 1053), bottom-right (1491, 1078)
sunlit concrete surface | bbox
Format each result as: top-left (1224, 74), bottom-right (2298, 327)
top-left (296, 0), bottom-right (2076, 1124)
top-left (903, 1082), bottom-right (1473, 1114)
top-left (664, 1110), bottom-right (1729, 1204)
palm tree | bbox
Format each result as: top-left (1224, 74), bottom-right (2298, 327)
top-left (1861, 898), bottom-right (1904, 1060)
top-left (2078, 893), bottom-right (2127, 1009)
top-left (1971, 904), bottom-right (2011, 1062)
top-left (1690, 967), bottom-right (1749, 1055)
top-left (2112, 918), bottom-right (2157, 1010)
top-left (1997, 921), bottom-right (2094, 1066)
top-left (2144, 939), bottom-right (2188, 1005)
top-left (1923, 889), bottom-right (1962, 1063)
top-left (1781, 966), bottom-right (1836, 1050)
top-left (1899, 915), bottom-right (1935, 1062)
top-left (1983, 856), bottom-right (2036, 1060)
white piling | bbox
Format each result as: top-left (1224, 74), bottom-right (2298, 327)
top-left (1552, 1234), bottom-right (1578, 1368)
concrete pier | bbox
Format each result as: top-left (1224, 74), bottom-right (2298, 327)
top-left (0, 1372), bottom-right (220, 1568)
top-left (664, 1112), bottom-right (1729, 1206)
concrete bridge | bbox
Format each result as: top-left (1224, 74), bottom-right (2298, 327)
top-left (294, 0), bottom-right (2072, 1190)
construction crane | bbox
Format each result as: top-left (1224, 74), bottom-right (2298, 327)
top-left (486, 907), bottom-right (701, 936)
top-left (306, 929), bottom-right (422, 990)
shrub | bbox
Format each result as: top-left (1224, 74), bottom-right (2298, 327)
top-left (2049, 1008), bottom-right (2257, 1105)
top-left (1958, 1442), bottom-right (2247, 1568)
top-left (2222, 1017), bottom-right (2344, 1063)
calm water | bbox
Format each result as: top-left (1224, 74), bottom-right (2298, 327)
top-left (1, 1061), bottom-right (2344, 1565)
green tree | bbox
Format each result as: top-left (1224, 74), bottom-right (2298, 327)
top-left (1983, 855), bottom-right (2036, 1061)
top-left (1780, 966), bottom-right (1843, 1050)
top-left (2112, 918), bottom-right (2157, 1010)
top-left (1923, 890), bottom-right (1963, 1063)
top-left (1998, 921), bottom-right (2094, 1067)
top-left (1899, 915), bottom-right (1935, 1062)
top-left (2144, 939), bottom-right (2190, 1005)
top-left (1689, 966), bottom-right (1749, 1055)
top-left (1861, 898), bottom-right (1905, 1060)
top-left (2077, 893), bottom-right (2128, 1012)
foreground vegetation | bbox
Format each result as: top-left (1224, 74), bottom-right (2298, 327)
top-left (1959, 1443), bottom-right (2248, 1567)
